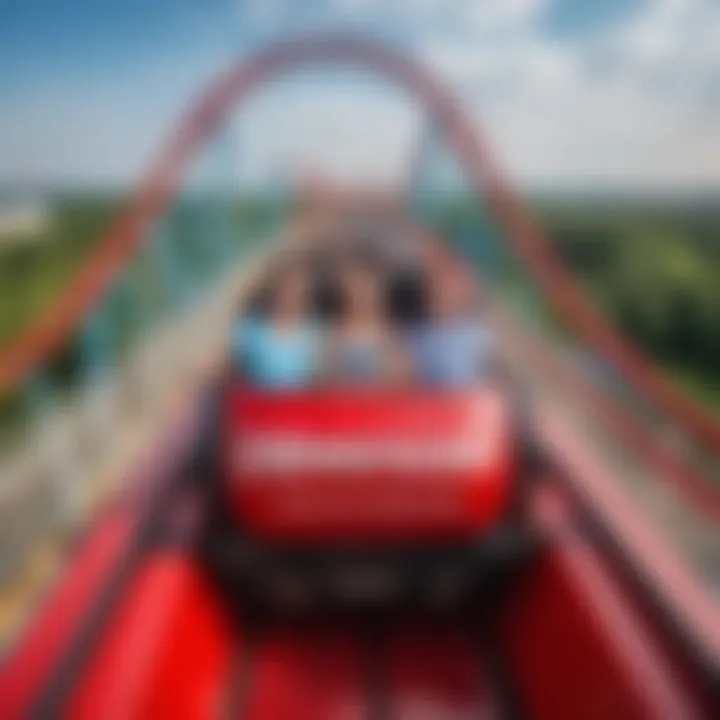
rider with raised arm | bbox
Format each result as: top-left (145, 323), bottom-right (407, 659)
top-left (408, 262), bottom-right (493, 387)
top-left (232, 262), bottom-right (321, 388)
top-left (322, 250), bottom-right (410, 386)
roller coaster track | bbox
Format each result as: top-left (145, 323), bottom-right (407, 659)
top-left (0, 32), bottom-right (717, 521)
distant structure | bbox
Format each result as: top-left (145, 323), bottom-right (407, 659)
top-left (0, 196), bottom-right (52, 246)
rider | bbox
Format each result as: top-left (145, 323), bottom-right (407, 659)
top-left (232, 262), bottom-right (320, 388)
top-left (408, 264), bottom-right (492, 387)
top-left (322, 250), bottom-right (409, 385)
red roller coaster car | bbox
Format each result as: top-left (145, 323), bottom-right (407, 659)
top-left (201, 383), bottom-right (534, 610)
top-left (225, 387), bottom-right (513, 542)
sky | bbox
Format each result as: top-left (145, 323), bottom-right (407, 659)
top-left (1, 0), bottom-right (719, 192)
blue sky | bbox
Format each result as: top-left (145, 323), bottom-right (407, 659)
top-left (2, 0), bottom-right (719, 190)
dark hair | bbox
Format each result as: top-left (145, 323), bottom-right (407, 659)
top-left (386, 266), bottom-right (428, 325)
top-left (244, 258), bottom-right (305, 316)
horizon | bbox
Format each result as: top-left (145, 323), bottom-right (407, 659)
top-left (2, 1), bottom-right (720, 193)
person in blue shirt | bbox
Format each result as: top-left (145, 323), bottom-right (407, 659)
top-left (323, 253), bottom-right (410, 386)
top-left (233, 264), bottom-right (320, 388)
top-left (408, 267), bottom-right (492, 387)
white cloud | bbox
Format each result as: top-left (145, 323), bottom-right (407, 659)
top-left (334, 0), bottom-right (379, 15)
top-left (460, 0), bottom-right (547, 31)
top-left (419, 0), bottom-right (575, 94)
top-left (592, 0), bottom-right (720, 89)
top-left (3, 0), bottom-right (719, 190)
top-left (232, 79), bottom-right (421, 186)
top-left (242, 0), bottom-right (284, 21)
top-left (473, 78), bottom-right (720, 188)
top-left (414, 0), bottom-right (720, 189)
top-left (424, 39), bottom-right (577, 92)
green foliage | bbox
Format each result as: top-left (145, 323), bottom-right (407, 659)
top-left (0, 195), bottom-right (119, 347)
top-left (0, 191), bottom-right (278, 442)
top-left (535, 202), bottom-right (720, 406)
top-left (430, 195), bottom-right (720, 406)
top-left (0, 193), bottom-right (277, 350)
top-left (544, 212), bottom-right (720, 369)
top-left (1, 192), bottom-right (718, 408)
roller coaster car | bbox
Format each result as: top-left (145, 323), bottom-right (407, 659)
top-left (209, 384), bottom-right (533, 609)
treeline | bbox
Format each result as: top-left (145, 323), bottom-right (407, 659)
top-left (0, 193), bottom-right (275, 348)
top-left (544, 206), bottom-right (720, 379)
top-left (1, 192), bottom-right (718, 406)
top-left (0, 195), bottom-right (120, 345)
top-left (0, 192), bottom-right (276, 445)
top-left (434, 196), bottom-right (720, 404)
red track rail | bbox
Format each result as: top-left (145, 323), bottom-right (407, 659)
top-left (0, 32), bottom-right (716, 494)
top-left (47, 499), bottom-right (720, 718)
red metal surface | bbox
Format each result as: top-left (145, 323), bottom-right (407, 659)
top-left (489, 300), bottom-right (720, 519)
top-left (0, 508), bottom-right (132, 718)
top-left (224, 389), bottom-right (512, 542)
top-left (65, 554), bottom-right (233, 720)
top-left (246, 628), bottom-right (366, 720)
top-left (247, 624), bottom-right (489, 719)
top-left (386, 627), bottom-right (488, 717)
top-left (502, 487), bottom-right (711, 720)
top-left (0, 394), bottom-right (203, 717)
top-left (4, 488), bottom-right (714, 718)
top-left (537, 405), bottom-right (720, 677)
